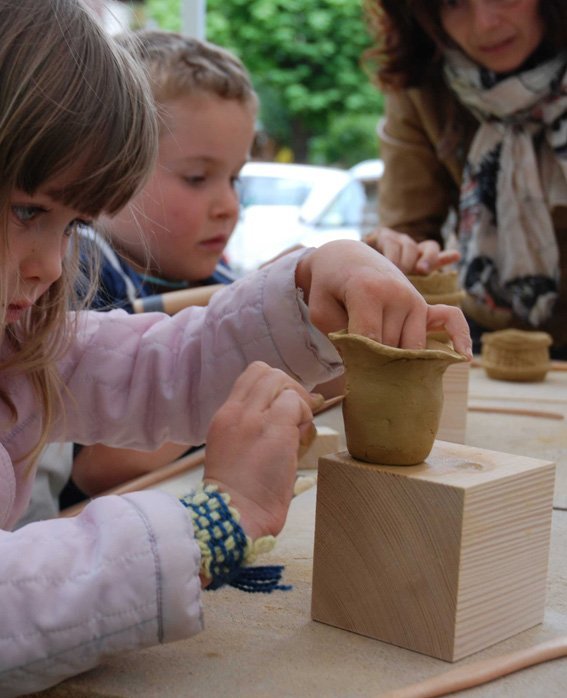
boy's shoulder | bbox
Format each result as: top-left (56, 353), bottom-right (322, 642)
top-left (206, 259), bottom-right (239, 286)
top-left (79, 228), bottom-right (145, 312)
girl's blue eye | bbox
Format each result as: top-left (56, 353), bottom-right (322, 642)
top-left (12, 205), bottom-right (45, 223)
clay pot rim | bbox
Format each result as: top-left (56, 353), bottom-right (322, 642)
top-left (329, 330), bottom-right (467, 363)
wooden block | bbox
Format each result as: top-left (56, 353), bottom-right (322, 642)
top-left (437, 362), bottom-right (469, 443)
top-left (311, 441), bottom-right (555, 661)
top-left (298, 426), bottom-right (341, 470)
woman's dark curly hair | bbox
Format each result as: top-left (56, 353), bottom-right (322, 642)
top-left (363, 0), bottom-right (567, 90)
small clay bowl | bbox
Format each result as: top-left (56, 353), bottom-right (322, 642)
top-left (407, 270), bottom-right (465, 307)
top-left (481, 329), bottom-right (552, 382)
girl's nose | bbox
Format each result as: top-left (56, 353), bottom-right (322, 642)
top-left (21, 239), bottom-right (64, 286)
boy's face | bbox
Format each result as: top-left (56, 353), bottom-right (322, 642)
top-left (106, 92), bottom-right (255, 282)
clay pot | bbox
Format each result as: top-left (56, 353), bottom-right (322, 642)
top-left (481, 329), bottom-right (552, 382)
top-left (407, 270), bottom-right (465, 307)
top-left (330, 331), bottom-right (466, 466)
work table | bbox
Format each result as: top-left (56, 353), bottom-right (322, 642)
top-left (32, 365), bottom-right (567, 697)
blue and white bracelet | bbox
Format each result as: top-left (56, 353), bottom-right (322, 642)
top-left (180, 484), bottom-right (291, 593)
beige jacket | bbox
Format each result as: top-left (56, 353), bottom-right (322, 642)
top-left (379, 80), bottom-right (567, 348)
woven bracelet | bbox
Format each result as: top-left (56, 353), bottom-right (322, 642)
top-left (180, 484), bottom-right (291, 593)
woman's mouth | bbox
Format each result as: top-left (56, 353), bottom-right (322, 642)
top-left (478, 37), bottom-right (515, 55)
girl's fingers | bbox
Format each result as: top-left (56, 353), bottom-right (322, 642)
top-left (380, 238), bottom-right (403, 269)
top-left (398, 307), bottom-right (428, 350)
top-left (381, 303), bottom-right (415, 349)
top-left (427, 305), bottom-right (473, 358)
top-left (269, 386), bottom-right (314, 428)
top-left (229, 362), bottom-right (314, 411)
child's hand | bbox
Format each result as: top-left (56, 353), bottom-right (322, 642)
top-left (295, 240), bottom-right (472, 358)
top-left (364, 227), bottom-right (461, 275)
top-left (203, 362), bottom-right (320, 541)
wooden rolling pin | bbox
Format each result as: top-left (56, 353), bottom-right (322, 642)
top-left (132, 284), bottom-right (224, 314)
top-left (60, 395), bottom-right (345, 518)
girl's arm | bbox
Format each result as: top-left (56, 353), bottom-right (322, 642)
top-left (0, 362), bottom-right (318, 696)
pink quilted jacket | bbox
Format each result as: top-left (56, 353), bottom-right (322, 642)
top-left (0, 250), bottom-right (342, 696)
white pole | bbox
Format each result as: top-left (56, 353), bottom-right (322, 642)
top-left (182, 0), bottom-right (206, 39)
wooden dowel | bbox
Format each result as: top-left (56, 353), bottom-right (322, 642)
top-left (132, 284), bottom-right (224, 314)
top-left (468, 405), bottom-right (564, 420)
top-left (59, 447), bottom-right (206, 517)
top-left (59, 396), bottom-right (344, 518)
top-left (315, 394), bottom-right (344, 414)
top-left (380, 635), bottom-right (567, 698)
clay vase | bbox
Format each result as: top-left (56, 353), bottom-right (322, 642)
top-left (329, 331), bottom-right (466, 466)
top-left (481, 329), bottom-right (552, 382)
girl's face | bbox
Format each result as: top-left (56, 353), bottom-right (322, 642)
top-left (439, 0), bottom-right (545, 73)
top-left (5, 178), bottom-right (88, 324)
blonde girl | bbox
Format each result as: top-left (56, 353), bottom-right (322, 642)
top-left (0, 1), bottom-right (471, 694)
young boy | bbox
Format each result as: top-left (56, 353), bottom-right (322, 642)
top-left (19, 31), bottom-right (258, 523)
top-left (88, 30), bottom-right (254, 312)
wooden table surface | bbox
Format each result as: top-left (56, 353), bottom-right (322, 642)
top-left (34, 365), bottom-right (567, 697)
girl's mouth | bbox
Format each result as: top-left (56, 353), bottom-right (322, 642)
top-left (6, 302), bottom-right (32, 322)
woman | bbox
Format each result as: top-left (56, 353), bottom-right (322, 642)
top-left (364, 0), bottom-right (567, 355)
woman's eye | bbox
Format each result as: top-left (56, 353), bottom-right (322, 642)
top-left (12, 205), bottom-right (45, 223)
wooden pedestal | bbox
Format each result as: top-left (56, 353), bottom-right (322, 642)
top-left (311, 441), bottom-right (555, 661)
top-left (437, 362), bottom-right (469, 444)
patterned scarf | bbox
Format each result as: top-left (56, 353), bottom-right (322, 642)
top-left (444, 49), bottom-right (567, 326)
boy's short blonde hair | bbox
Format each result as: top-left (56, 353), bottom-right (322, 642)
top-left (116, 30), bottom-right (258, 132)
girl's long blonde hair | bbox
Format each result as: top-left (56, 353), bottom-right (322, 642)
top-left (0, 0), bottom-right (158, 465)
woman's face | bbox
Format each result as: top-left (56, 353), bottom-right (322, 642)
top-left (439, 0), bottom-right (545, 73)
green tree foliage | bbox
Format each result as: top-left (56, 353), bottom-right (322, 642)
top-left (145, 0), bottom-right (182, 31)
top-left (145, 0), bottom-right (384, 165)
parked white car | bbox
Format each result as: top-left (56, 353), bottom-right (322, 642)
top-left (225, 160), bottom-right (382, 275)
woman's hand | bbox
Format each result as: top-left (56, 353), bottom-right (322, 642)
top-left (295, 240), bottom-right (472, 357)
top-left (203, 361), bottom-right (321, 541)
top-left (365, 227), bottom-right (460, 275)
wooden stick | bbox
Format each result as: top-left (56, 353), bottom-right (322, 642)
top-left (59, 396), bottom-right (344, 518)
top-left (468, 405), bottom-right (564, 420)
top-left (59, 447), bottom-right (206, 517)
top-left (380, 636), bottom-right (567, 698)
top-left (132, 284), bottom-right (224, 314)
top-left (315, 394), bottom-right (344, 413)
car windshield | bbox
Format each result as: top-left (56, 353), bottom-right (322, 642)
top-left (317, 181), bottom-right (366, 228)
top-left (238, 176), bottom-right (312, 208)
